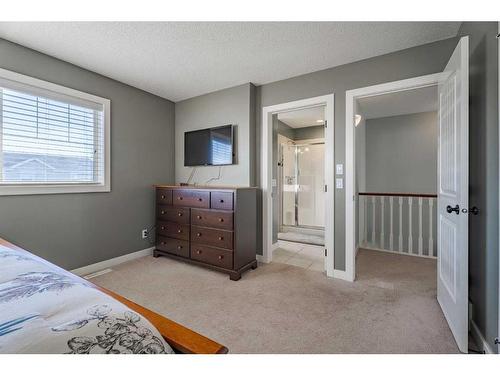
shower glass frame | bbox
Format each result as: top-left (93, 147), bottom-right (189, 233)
top-left (279, 140), bottom-right (325, 231)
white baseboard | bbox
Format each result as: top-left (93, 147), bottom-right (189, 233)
top-left (71, 246), bottom-right (155, 276)
top-left (470, 320), bottom-right (495, 354)
top-left (333, 268), bottom-right (354, 282)
top-left (256, 242), bottom-right (279, 264)
top-left (256, 254), bottom-right (268, 263)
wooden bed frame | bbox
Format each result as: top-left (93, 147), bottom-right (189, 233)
top-left (0, 237), bottom-right (228, 354)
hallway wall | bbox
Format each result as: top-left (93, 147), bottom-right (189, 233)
top-left (365, 111), bottom-right (438, 194)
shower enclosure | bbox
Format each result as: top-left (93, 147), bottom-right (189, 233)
top-left (280, 141), bottom-right (325, 230)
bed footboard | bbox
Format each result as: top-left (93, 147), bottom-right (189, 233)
top-left (0, 237), bottom-right (228, 354)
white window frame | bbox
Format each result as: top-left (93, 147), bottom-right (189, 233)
top-left (0, 68), bottom-right (111, 195)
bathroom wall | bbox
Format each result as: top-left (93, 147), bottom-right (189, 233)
top-left (294, 125), bottom-right (325, 140)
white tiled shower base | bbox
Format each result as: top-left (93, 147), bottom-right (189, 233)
top-left (272, 240), bottom-right (325, 272)
top-left (277, 226), bottom-right (325, 246)
top-left (277, 231), bottom-right (325, 246)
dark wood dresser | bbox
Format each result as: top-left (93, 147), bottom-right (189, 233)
top-left (153, 185), bottom-right (260, 280)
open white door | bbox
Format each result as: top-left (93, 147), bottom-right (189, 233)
top-left (437, 36), bottom-right (469, 353)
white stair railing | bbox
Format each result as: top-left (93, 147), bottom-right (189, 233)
top-left (358, 192), bottom-right (437, 258)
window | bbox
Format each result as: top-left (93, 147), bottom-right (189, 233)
top-left (0, 68), bottom-right (110, 195)
top-left (210, 131), bottom-right (232, 165)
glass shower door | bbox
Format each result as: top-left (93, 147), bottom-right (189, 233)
top-left (281, 142), bottom-right (297, 227)
top-left (297, 144), bottom-right (325, 228)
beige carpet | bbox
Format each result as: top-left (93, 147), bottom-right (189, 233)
top-left (91, 249), bottom-right (459, 353)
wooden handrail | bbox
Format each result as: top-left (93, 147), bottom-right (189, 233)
top-left (358, 192), bottom-right (437, 198)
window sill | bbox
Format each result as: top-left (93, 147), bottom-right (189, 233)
top-left (0, 183), bottom-right (111, 196)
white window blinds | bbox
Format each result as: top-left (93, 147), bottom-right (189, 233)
top-left (0, 77), bottom-right (106, 186)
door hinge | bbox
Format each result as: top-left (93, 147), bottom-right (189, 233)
top-left (324, 248), bottom-right (327, 257)
top-left (324, 184), bottom-right (327, 192)
top-left (324, 120), bottom-right (327, 128)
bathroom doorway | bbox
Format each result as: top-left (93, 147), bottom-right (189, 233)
top-left (273, 106), bottom-right (326, 272)
top-left (262, 94), bottom-right (334, 277)
top-left (278, 131), bottom-right (325, 246)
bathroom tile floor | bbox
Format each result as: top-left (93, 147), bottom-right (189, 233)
top-left (272, 240), bottom-right (325, 272)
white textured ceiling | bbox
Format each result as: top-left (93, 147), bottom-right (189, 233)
top-left (357, 85), bottom-right (438, 120)
top-left (0, 22), bottom-right (460, 102)
top-left (278, 106), bottom-right (325, 128)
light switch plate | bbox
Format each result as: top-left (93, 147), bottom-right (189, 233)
top-left (336, 164), bottom-right (344, 175)
top-left (336, 178), bottom-right (343, 189)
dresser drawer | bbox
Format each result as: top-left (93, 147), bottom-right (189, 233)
top-left (173, 190), bottom-right (210, 208)
top-left (156, 188), bottom-right (172, 205)
top-left (191, 244), bottom-right (233, 270)
top-left (210, 191), bottom-right (233, 210)
top-left (191, 225), bottom-right (233, 250)
top-left (156, 206), bottom-right (190, 224)
top-left (191, 208), bottom-right (233, 230)
top-left (157, 221), bottom-right (190, 241)
top-left (156, 236), bottom-right (189, 258)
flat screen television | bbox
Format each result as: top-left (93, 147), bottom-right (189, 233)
top-left (184, 125), bottom-right (234, 166)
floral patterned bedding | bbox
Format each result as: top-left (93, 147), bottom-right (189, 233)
top-left (0, 244), bottom-right (174, 354)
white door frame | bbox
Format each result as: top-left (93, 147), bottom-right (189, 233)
top-left (345, 73), bottom-right (445, 282)
top-left (261, 94), bottom-right (335, 278)
top-left (497, 21), bottom-right (500, 351)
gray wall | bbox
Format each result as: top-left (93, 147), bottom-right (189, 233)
top-left (274, 118), bottom-right (295, 140)
top-left (174, 83), bottom-right (256, 186)
top-left (365, 111), bottom-right (438, 194)
top-left (458, 22), bottom-right (499, 352)
top-left (273, 121), bottom-right (324, 141)
top-left (256, 37), bottom-right (459, 266)
top-left (294, 125), bottom-right (325, 140)
top-left (0, 38), bottom-right (175, 270)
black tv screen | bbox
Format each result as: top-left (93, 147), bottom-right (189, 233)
top-left (184, 125), bottom-right (234, 166)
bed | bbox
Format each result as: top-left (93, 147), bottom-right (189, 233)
top-left (0, 237), bottom-right (228, 354)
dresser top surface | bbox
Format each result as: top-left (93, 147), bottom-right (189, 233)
top-left (155, 184), bottom-right (258, 191)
